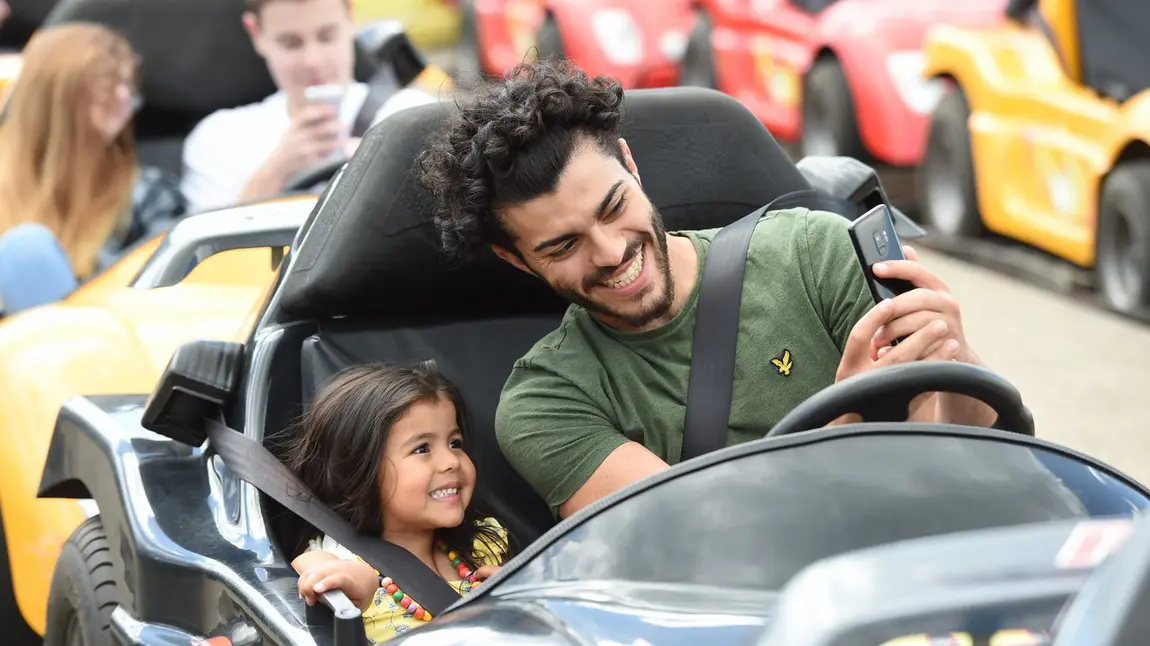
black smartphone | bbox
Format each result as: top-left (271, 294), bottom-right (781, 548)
top-left (847, 203), bottom-right (916, 304)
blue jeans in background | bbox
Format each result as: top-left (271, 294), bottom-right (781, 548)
top-left (0, 223), bottom-right (79, 315)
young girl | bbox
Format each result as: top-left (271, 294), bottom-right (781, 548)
top-left (282, 361), bottom-right (510, 642)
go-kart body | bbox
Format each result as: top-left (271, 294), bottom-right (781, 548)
top-left (697, 0), bottom-right (1003, 164)
top-left (388, 433), bottom-right (1145, 646)
top-left (39, 401), bottom-right (1149, 646)
top-left (0, 196), bottom-right (316, 641)
top-left (921, 0), bottom-right (1150, 290)
top-left (31, 84), bottom-right (1150, 646)
top-left (467, 0), bottom-right (693, 89)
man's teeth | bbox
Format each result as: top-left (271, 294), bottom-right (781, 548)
top-left (604, 250), bottom-right (643, 289)
top-left (430, 488), bottom-right (459, 500)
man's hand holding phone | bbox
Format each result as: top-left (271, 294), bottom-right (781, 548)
top-left (838, 244), bottom-right (967, 378)
top-left (275, 84), bottom-right (348, 172)
top-left (832, 242), bottom-right (997, 428)
top-left (240, 85), bottom-right (347, 202)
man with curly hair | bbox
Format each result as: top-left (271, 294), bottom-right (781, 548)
top-left (417, 59), bottom-right (994, 519)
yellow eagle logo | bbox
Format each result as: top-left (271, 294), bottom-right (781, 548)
top-left (771, 349), bottom-right (793, 377)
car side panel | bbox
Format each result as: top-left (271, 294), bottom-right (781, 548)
top-left (475, 0), bottom-right (547, 75)
top-left (0, 282), bottom-right (265, 633)
top-left (825, 1), bottom-right (1005, 166)
top-left (475, 0), bottom-right (688, 88)
top-left (37, 396), bottom-right (318, 645)
top-left (708, 0), bottom-right (818, 143)
top-left (0, 308), bottom-right (157, 635)
top-left (923, 22), bottom-right (1119, 266)
top-left (546, 0), bottom-right (690, 88)
top-left (818, 3), bottom-right (922, 164)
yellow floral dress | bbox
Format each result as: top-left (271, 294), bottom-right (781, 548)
top-left (304, 518), bottom-right (508, 644)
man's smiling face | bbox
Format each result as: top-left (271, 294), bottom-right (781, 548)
top-left (493, 137), bottom-right (676, 332)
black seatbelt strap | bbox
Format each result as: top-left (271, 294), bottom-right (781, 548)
top-left (680, 189), bottom-right (861, 462)
top-left (351, 66), bottom-right (401, 138)
top-left (351, 90), bottom-right (386, 139)
top-left (204, 419), bottom-right (461, 614)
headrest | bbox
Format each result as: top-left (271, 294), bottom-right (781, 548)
top-left (1076, 0), bottom-right (1150, 100)
top-left (279, 87), bottom-right (821, 320)
top-left (45, 0), bottom-right (379, 119)
top-left (0, 0), bottom-right (59, 48)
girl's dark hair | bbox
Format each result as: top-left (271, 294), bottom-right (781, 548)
top-left (281, 360), bottom-right (508, 565)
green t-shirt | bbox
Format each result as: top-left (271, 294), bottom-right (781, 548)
top-left (494, 207), bottom-right (876, 515)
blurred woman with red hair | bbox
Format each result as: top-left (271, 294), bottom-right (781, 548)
top-left (0, 22), bottom-right (185, 314)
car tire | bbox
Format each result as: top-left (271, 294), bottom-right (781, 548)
top-left (919, 85), bottom-right (984, 237)
top-left (43, 516), bottom-right (118, 646)
top-left (536, 14), bottom-right (565, 61)
top-left (1096, 161), bottom-right (1150, 315)
top-left (680, 11), bottom-right (718, 88)
top-left (454, 0), bottom-right (484, 81)
top-left (0, 501), bottom-right (41, 646)
top-left (800, 56), bottom-right (867, 160)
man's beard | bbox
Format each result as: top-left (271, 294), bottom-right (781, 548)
top-left (548, 204), bottom-right (675, 329)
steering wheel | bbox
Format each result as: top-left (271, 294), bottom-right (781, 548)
top-left (767, 361), bottom-right (1035, 438)
top-left (283, 156), bottom-right (350, 193)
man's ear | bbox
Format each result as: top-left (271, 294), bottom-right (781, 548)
top-left (618, 138), bottom-right (640, 185)
top-left (241, 12), bottom-right (265, 57)
top-left (491, 245), bottom-right (536, 276)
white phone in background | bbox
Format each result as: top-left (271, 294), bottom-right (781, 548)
top-left (304, 83), bottom-right (347, 112)
top-left (304, 84), bottom-right (350, 160)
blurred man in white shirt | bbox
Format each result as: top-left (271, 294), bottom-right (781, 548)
top-left (180, 0), bottom-right (435, 213)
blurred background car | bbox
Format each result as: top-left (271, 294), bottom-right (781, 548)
top-left (679, 0), bottom-right (1005, 168)
top-left (353, 0), bottom-right (463, 49)
top-left (920, 0), bottom-right (1150, 317)
top-left (454, 0), bottom-right (693, 88)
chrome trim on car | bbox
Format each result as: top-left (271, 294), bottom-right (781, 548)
top-left (110, 604), bottom-right (273, 646)
top-left (236, 325), bottom-right (284, 546)
top-left (130, 198), bottom-right (317, 289)
top-left (77, 498), bottom-right (99, 519)
top-left (231, 168), bottom-right (350, 560)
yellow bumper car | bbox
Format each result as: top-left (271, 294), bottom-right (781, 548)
top-left (919, 0), bottom-right (1150, 315)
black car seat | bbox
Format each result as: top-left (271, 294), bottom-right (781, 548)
top-left (40, 0), bottom-right (389, 177)
top-left (252, 86), bottom-right (821, 556)
top-left (0, 0), bottom-right (61, 49)
top-left (1072, 0), bottom-right (1150, 101)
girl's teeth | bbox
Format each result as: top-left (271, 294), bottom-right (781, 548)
top-left (431, 488), bottom-right (459, 499)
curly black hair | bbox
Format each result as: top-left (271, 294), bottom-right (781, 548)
top-left (416, 57), bottom-right (628, 259)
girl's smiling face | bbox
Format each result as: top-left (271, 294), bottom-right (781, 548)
top-left (378, 396), bottom-right (476, 537)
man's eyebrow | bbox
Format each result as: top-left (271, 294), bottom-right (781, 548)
top-left (595, 180), bottom-right (625, 219)
top-left (532, 180), bottom-right (625, 253)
